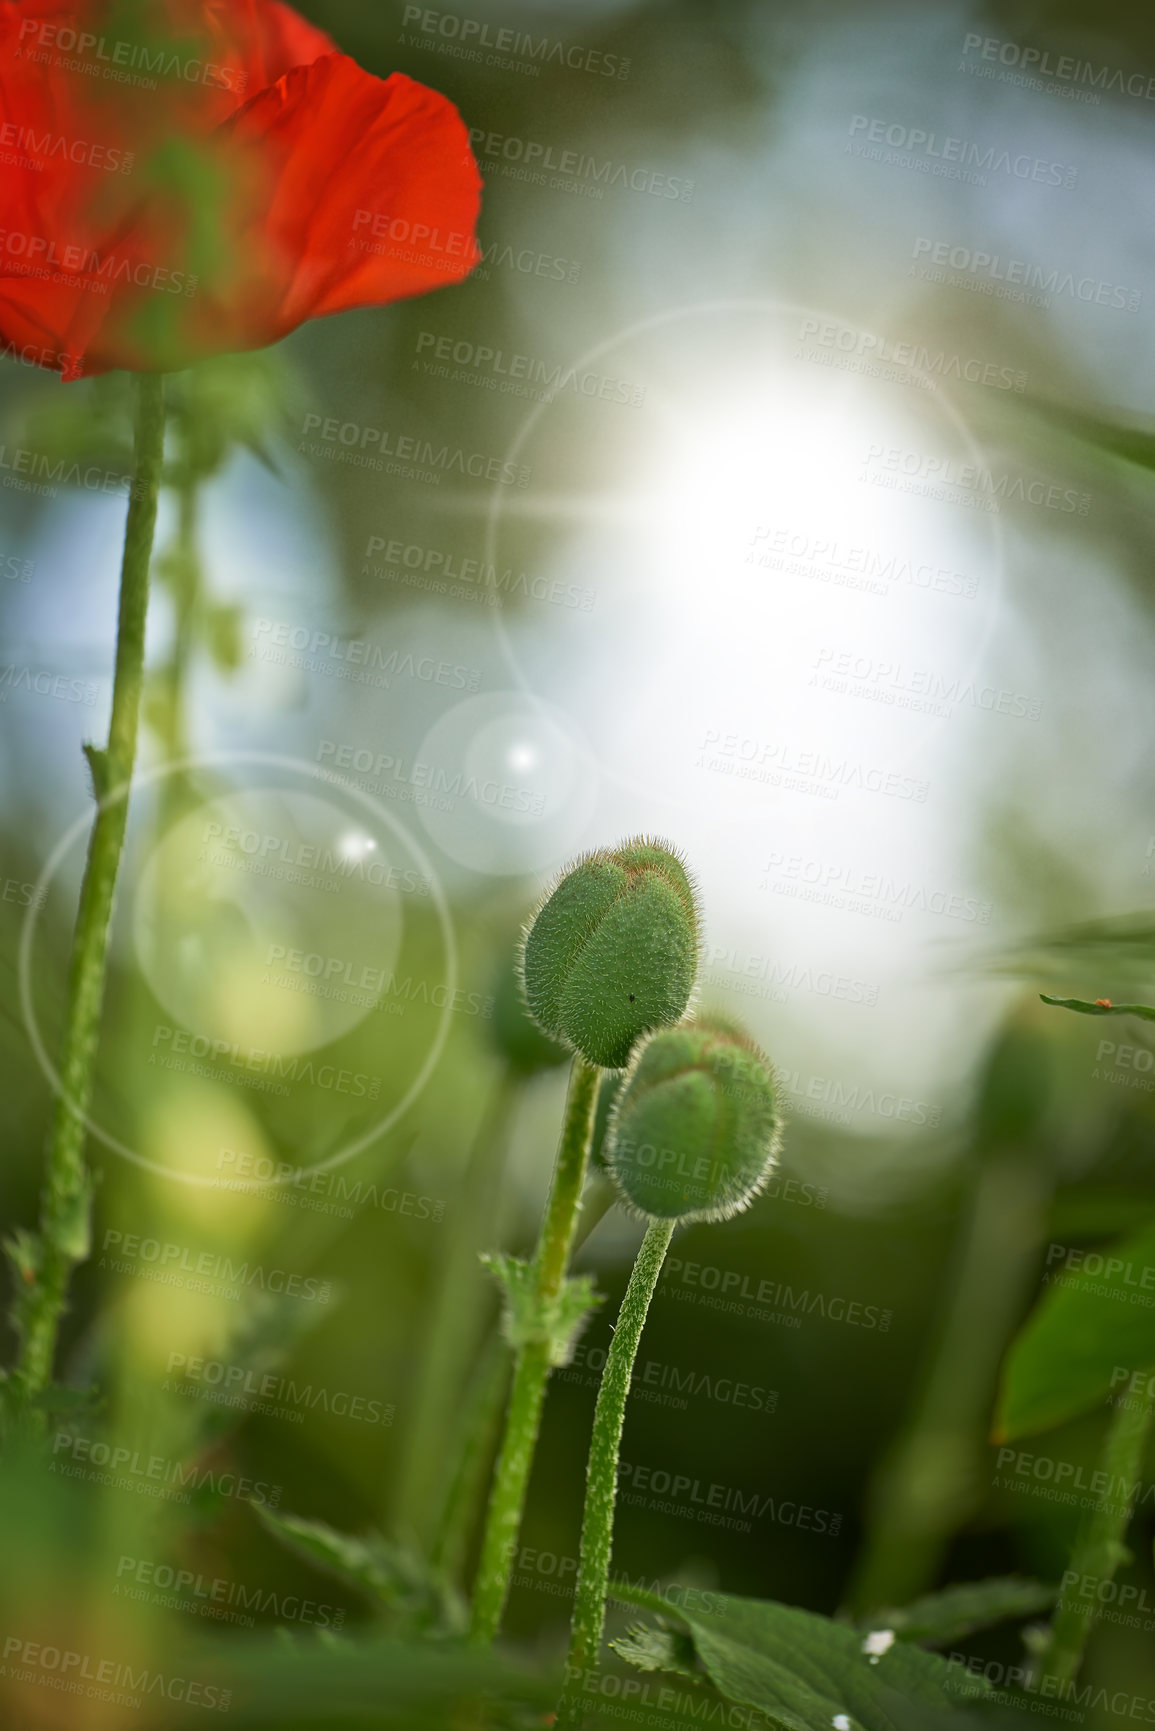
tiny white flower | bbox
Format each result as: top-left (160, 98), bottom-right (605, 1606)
top-left (833, 1716), bottom-right (852, 1730)
top-left (861, 1628), bottom-right (896, 1663)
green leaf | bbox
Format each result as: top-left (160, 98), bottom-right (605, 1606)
top-left (1047, 1189), bottom-right (1155, 1241)
top-left (612, 1586), bottom-right (988, 1731)
top-left (255, 1508), bottom-right (465, 1636)
top-left (857, 1577), bottom-right (1056, 1645)
top-left (167, 1292), bottom-right (332, 1453)
top-left (199, 1631), bottom-right (553, 1727)
top-left (612, 1621), bottom-right (699, 1676)
top-left (989, 914), bottom-right (1155, 988)
top-left (1040, 994), bottom-right (1155, 1022)
top-left (997, 1219), bottom-right (1155, 1439)
top-left (482, 1254), bottom-right (601, 1365)
top-left (1042, 402), bottom-right (1155, 475)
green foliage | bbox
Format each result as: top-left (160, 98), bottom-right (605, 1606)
top-left (256, 1508), bottom-right (466, 1637)
top-left (974, 1013), bottom-right (1055, 1144)
top-left (605, 1015), bottom-right (780, 1223)
top-left (1040, 994), bottom-right (1155, 1022)
top-left (992, 913), bottom-right (1155, 989)
top-left (612, 1587), bottom-right (989, 1731)
top-left (482, 1252), bottom-right (602, 1365)
top-left (166, 350), bottom-right (301, 482)
top-left (856, 1576), bottom-right (1056, 1645)
top-left (997, 1219), bottom-right (1155, 1439)
top-left (521, 837), bottom-right (701, 1067)
top-left (176, 1292), bottom-right (331, 1451)
top-left (613, 1620), bottom-right (700, 1676)
top-left (1047, 1189), bottom-right (1155, 1239)
top-left (199, 1629), bottom-right (554, 1726)
top-left (1040, 402), bottom-right (1155, 475)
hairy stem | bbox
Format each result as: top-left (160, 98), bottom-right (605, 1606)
top-left (468, 1054), bottom-right (599, 1645)
top-left (431, 1172), bottom-right (619, 1591)
top-left (1034, 1376), bottom-right (1155, 1689)
top-left (14, 372), bottom-right (166, 1402)
top-left (558, 1218), bottom-right (674, 1727)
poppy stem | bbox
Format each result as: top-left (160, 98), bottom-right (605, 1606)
top-left (12, 371), bottom-right (167, 1408)
top-left (468, 1053), bottom-right (599, 1646)
top-left (556, 1217), bottom-right (675, 1729)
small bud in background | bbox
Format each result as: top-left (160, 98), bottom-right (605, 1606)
top-left (520, 837), bottom-right (700, 1069)
top-left (606, 1015), bottom-right (781, 1224)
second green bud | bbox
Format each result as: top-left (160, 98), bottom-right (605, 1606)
top-left (606, 1016), bottom-right (781, 1223)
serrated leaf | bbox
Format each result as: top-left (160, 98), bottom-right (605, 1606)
top-left (174, 1293), bottom-right (329, 1450)
top-left (482, 1254), bottom-right (601, 1364)
top-left (1041, 994), bottom-right (1155, 1022)
top-left (996, 1218), bottom-right (1155, 1439)
top-left (548, 1272), bottom-right (602, 1366)
top-left (255, 1507), bottom-right (401, 1601)
top-left (255, 1508), bottom-right (465, 1636)
top-left (613, 1620), bottom-right (700, 1676)
top-left (612, 1585), bottom-right (988, 1731)
top-left (857, 1577), bottom-right (1056, 1645)
top-left (481, 1252), bottom-right (536, 1336)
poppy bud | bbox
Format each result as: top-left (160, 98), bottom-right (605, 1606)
top-left (605, 1016), bottom-right (781, 1223)
top-left (520, 838), bottom-right (700, 1069)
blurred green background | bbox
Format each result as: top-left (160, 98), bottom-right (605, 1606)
top-left (1, 0), bottom-right (1154, 1725)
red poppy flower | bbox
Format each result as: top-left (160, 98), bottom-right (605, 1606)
top-left (0, 0), bottom-right (482, 379)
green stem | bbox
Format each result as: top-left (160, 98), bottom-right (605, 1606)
top-left (468, 1053), bottom-right (599, 1645)
top-left (558, 1218), bottom-right (674, 1728)
top-left (1034, 1376), bottom-right (1155, 1690)
top-left (14, 371), bottom-right (166, 1403)
top-left (430, 1172), bottom-right (620, 1591)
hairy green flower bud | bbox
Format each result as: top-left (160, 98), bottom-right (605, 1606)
top-left (605, 1016), bottom-right (781, 1223)
top-left (520, 838), bottom-right (700, 1069)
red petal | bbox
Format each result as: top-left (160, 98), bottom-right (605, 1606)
top-left (0, 273), bottom-right (107, 376)
top-left (217, 55), bottom-right (483, 335)
top-left (198, 0), bottom-right (336, 96)
top-left (0, 13), bottom-right (480, 375)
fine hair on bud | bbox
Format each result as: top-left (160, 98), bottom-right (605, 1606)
top-left (519, 836), bottom-right (701, 1069)
top-left (605, 1014), bottom-right (782, 1224)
